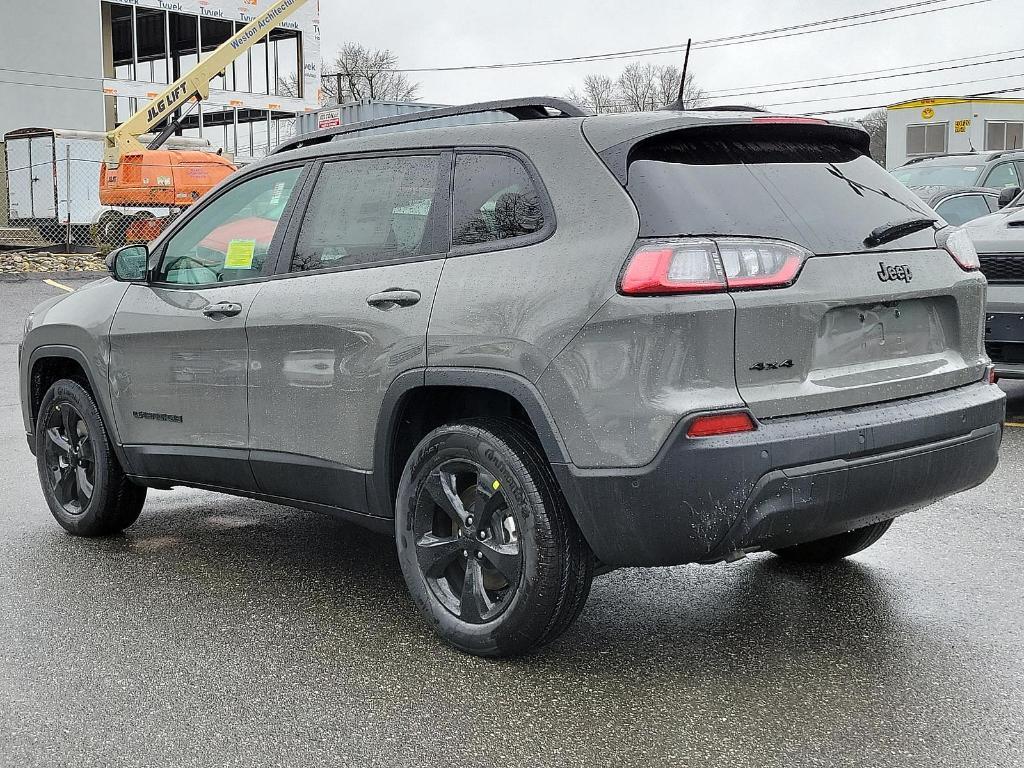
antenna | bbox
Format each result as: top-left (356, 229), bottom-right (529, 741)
top-left (677, 38), bottom-right (693, 104)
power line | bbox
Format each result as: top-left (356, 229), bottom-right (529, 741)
top-left (708, 51), bottom-right (1024, 99)
top-left (765, 69), bottom-right (1024, 110)
top-left (693, 0), bottom-right (991, 53)
top-left (709, 46), bottom-right (1024, 95)
top-left (0, 78), bottom-right (102, 95)
top-left (0, 66), bottom-right (106, 82)
top-left (322, 0), bottom-right (991, 75)
top-left (807, 83), bottom-right (1024, 116)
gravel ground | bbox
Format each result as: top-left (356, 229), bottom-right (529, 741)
top-left (0, 252), bottom-right (106, 275)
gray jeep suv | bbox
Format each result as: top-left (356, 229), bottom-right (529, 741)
top-left (19, 99), bottom-right (1005, 656)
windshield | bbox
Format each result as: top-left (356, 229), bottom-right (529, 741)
top-left (891, 160), bottom-right (984, 187)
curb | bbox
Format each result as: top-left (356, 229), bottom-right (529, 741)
top-left (0, 271), bottom-right (106, 283)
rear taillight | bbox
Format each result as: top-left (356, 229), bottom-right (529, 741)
top-left (944, 228), bottom-right (980, 271)
top-left (687, 411), bottom-right (757, 438)
top-left (619, 237), bottom-right (810, 296)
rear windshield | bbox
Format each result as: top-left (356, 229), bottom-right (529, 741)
top-left (891, 160), bottom-right (984, 187)
top-left (622, 127), bottom-right (937, 254)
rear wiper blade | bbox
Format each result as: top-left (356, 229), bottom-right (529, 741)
top-left (863, 217), bottom-right (938, 248)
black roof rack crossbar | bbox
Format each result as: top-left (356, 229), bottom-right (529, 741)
top-left (274, 97), bottom-right (589, 154)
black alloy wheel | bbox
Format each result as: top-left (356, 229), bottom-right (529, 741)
top-left (41, 402), bottom-right (95, 515)
top-left (413, 459), bottom-right (523, 624)
top-left (35, 378), bottom-right (146, 536)
top-left (396, 419), bottom-right (594, 657)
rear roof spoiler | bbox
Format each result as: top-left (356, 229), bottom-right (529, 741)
top-left (274, 97), bottom-right (589, 154)
top-left (596, 118), bottom-right (871, 185)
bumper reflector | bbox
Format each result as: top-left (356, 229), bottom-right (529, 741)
top-left (687, 412), bottom-right (757, 438)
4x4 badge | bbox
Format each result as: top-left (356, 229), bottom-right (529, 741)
top-left (877, 262), bottom-right (913, 283)
top-left (750, 359), bottom-right (794, 371)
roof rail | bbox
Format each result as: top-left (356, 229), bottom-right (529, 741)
top-left (274, 97), bottom-right (589, 154)
top-left (662, 103), bottom-right (767, 113)
top-left (902, 151), bottom-right (982, 165)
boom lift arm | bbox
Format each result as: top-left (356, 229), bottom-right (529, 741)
top-left (103, 0), bottom-right (309, 165)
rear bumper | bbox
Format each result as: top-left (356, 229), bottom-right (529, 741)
top-left (554, 381), bottom-right (1004, 567)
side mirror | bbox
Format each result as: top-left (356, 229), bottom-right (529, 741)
top-left (105, 245), bottom-right (149, 282)
top-left (998, 186), bottom-right (1021, 209)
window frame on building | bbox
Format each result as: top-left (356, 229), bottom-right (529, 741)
top-left (906, 122), bottom-right (948, 157)
top-left (985, 120), bottom-right (1024, 151)
top-left (101, 2), bottom-right (304, 158)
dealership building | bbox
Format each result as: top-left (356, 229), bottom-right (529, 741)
top-left (885, 96), bottom-right (1024, 169)
top-left (0, 0), bottom-right (321, 160)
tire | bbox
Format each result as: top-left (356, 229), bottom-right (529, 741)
top-left (772, 519), bottom-right (894, 563)
top-left (35, 378), bottom-right (146, 536)
top-left (395, 418), bottom-right (593, 657)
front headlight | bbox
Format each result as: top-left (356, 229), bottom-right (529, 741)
top-left (23, 313), bottom-right (35, 340)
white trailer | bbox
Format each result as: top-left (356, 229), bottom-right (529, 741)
top-left (886, 96), bottom-right (1024, 169)
top-left (3, 127), bottom-right (215, 248)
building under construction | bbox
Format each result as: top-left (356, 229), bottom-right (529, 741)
top-left (0, 0), bottom-right (322, 159)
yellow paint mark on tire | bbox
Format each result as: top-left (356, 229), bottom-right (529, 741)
top-left (43, 279), bottom-right (75, 293)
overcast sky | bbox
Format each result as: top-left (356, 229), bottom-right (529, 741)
top-left (318, 0), bottom-right (1024, 119)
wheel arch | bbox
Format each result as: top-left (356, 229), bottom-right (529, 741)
top-left (27, 345), bottom-right (130, 470)
top-left (370, 368), bottom-right (574, 519)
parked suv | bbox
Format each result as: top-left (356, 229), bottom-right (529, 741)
top-left (964, 187), bottom-right (1024, 377)
top-left (20, 100), bottom-right (1005, 657)
top-left (891, 150), bottom-right (1024, 190)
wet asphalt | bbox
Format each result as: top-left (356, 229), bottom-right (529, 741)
top-left (1, 277), bottom-right (1022, 767)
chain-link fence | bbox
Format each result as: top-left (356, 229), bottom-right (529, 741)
top-left (1, 130), bottom-right (227, 256)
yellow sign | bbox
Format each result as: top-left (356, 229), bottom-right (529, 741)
top-left (922, 107), bottom-right (936, 119)
top-left (955, 119), bottom-right (972, 133)
top-left (224, 240), bottom-right (256, 269)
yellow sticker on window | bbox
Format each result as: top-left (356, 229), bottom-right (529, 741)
top-left (224, 239), bottom-right (256, 269)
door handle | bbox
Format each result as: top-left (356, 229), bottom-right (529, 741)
top-left (366, 289), bottom-right (421, 310)
top-left (202, 301), bottom-right (243, 318)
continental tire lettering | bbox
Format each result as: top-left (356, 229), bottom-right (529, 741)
top-left (483, 447), bottom-right (529, 509)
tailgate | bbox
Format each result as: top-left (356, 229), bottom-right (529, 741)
top-left (732, 248), bottom-right (987, 418)
top-left (608, 119), bottom-right (988, 419)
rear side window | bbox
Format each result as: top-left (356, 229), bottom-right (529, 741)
top-left (452, 153), bottom-right (545, 248)
top-left (935, 194), bottom-right (992, 226)
top-left (622, 125), bottom-right (937, 254)
top-left (291, 154), bottom-right (441, 273)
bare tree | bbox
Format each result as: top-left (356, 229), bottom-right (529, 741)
top-left (565, 86), bottom-right (589, 110)
top-left (570, 63), bottom-right (706, 114)
top-left (656, 65), bottom-right (706, 109)
top-left (617, 62), bottom-right (659, 111)
top-left (583, 73), bottom-right (617, 114)
top-left (276, 73), bottom-right (303, 100)
top-left (858, 109), bottom-right (888, 165)
top-left (321, 43), bottom-right (420, 104)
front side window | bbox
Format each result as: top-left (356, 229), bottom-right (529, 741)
top-left (935, 194), bottom-right (992, 226)
top-left (452, 153), bottom-right (545, 247)
top-left (156, 167), bottom-right (301, 285)
top-left (984, 162), bottom-right (1020, 189)
top-left (290, 155), bottom-right (441, 273)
